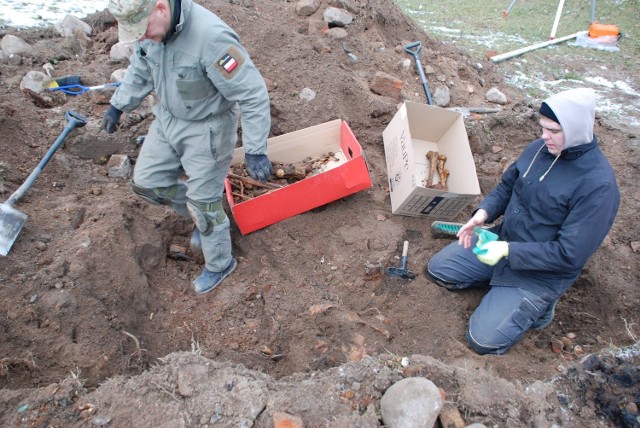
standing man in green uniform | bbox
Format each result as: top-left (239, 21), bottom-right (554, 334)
top-left (103, 0), bottom-right (273, 294)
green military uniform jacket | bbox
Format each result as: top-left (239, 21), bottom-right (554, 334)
top-left (111, 0), bottom-right (270, 155)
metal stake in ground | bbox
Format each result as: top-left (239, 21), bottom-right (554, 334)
top-left (385, 241), bottom-right (416, 279)
top-left (404, 42), bottom-right (433, 105)
top-left (0, 110), bottom-right (88, 256)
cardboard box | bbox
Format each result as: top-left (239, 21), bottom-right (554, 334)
top-left (383, 101), bottom-right (480, 220)
top-left (225, 120), bottom-right (372, 235)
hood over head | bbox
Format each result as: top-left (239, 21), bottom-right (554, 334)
top-left (542, 88), bottom-right (596, 150)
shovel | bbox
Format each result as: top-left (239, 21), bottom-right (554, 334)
top-left (0, 110), bottom-right (88, 256)
top-left (385, 241), bottom-right (416, 279)
top-left (404, 41), bottom-right (433, 105)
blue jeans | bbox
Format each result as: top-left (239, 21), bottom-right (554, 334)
top-left (427, 240), bottom-right (555, 355)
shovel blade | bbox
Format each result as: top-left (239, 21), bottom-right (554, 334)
top-left (0, 203), bottom-right (28, 256)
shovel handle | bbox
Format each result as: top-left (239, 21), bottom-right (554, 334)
top-left (66, 110), bottom-right (89, 128)
top-left (404, 41), bottom-right (433, 105)
top-left (403, 41), bottom-right (422, 56)
top-left (6, 110), bottom-right (88, 206)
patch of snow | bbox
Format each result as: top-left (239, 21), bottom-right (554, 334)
top-left (608, 342), bottom-right (640, 360)
top-left (504, 70), bottom-right (640, 130)
top-left (428, 26), bottom-right (461, 35)
top-left (0, 0), bottom-right (108, 28)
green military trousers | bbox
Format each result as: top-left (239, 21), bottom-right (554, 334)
top-left (133, 104), bottom-right (239, 273)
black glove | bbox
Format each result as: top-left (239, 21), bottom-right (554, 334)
top-left (244, 153), bottom-right (273, 182)
top-left (101, 105), bottom-right (123, 134)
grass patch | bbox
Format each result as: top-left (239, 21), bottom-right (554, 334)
top-left (398, 0), bottom-right (639, 67)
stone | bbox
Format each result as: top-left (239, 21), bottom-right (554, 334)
top-left (328, 27), bottom-right (348, 39)
top-left (110, 68), bottom-right (128, 82)
top-left (1, 35), bottom-right (33, 55)
top-left (323, 7), bottom-right (354, 27)
top-left (398, 58), bottom-right (412, 71)
top-left (110, 42), bottom-right (134, 62)
top-left (273, 411), bottom-right (304, 428)
top-left (380, 377), bottom-right (443, 428)
top-left (299, 88), bottom-right (316, 101)
top-left (307, 18), bottom-right (327, 35)
top-left (107, 155), bottom-right (132, 179)
top-left (433, 85), bottom-right (451, 107)
top-left (312, 39), bottom-right (331, 54)
top-left (485, 87), bottom-right (508, 105)
top-left (332, 0), bottom-right (360, 14)
top-left (438, 403), bottom-right (465, 428)
top-left (478, 161), bottom-right (504, 176)
top-left (55, 15), bottom-right (92, 38)
top-left (20, 71), bottom-right (51, 94)
top-left (370, 71), bottom-right (404, 99)
top-left (296, 0), bottom-right (320, 16)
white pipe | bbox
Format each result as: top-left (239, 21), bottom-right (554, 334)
top-left (490, 31), bottom-right (586, 63)
top-left (504, 0), bottom-right (517, 17)
top-left (549, 0), bottom-right (566, 39)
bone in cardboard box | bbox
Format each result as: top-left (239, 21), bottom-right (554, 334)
top-left (383, 101), bottom-right (480, 220)
top-left (225, 119), bottom-right (372, 235)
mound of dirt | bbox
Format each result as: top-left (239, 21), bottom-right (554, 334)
top-left (0, 0), bottom-right (638, 426)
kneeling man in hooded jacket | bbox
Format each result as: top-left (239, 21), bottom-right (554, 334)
top-left (427, 87), bottom-right (620, 355)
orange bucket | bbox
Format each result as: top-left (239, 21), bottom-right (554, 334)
top-left (588, 22), bottom-right (620, 38)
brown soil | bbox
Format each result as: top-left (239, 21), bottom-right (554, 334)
top-left (0, 0), bottom-right (638, 426)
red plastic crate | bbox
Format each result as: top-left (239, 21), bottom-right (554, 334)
top-left (224, 120), bottom-right (372, 235)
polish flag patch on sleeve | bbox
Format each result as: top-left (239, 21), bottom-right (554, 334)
top-left (218, 53), bottom-right (238, 73)
top-left (213, 46), bottom-right (245, 79)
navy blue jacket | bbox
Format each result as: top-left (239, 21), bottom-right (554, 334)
top-left (478, 136), bottom-right (619, 298)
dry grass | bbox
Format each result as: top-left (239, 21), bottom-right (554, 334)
top-left (0, 356), bottom-right (36, 377)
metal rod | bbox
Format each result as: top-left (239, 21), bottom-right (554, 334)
top-left (503, 0), bottom-right (517, 17)
top-left (490, 31), bottom-right (586, 63)
top-left (549, 0), bottom-right (566, 40)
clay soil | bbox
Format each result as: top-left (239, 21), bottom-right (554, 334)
top-left (0, 0), bottom-right (639, 427)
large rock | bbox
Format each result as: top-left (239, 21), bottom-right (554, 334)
top-left (370, 71), bottom-right (404, 100)
top-left (55, 15), bottom-right (93, 38)
top-left (296, 0), bottom-right (320, 16)
top-left (110, 42), bottom-right (134, 62)
top-left (323, 7), bottom-right (354, 27)
top-left (20, 71), bottom-right (51, 94)
top-left (1, 35), bottom-right (33, 55)
top-left (380, 377), bottom-right (443, 428)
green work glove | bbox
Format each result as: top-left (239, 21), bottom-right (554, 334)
top-left (475, 241), bottom-right (509, 266)
top-left (473, 226), bottom-right (499, 248)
